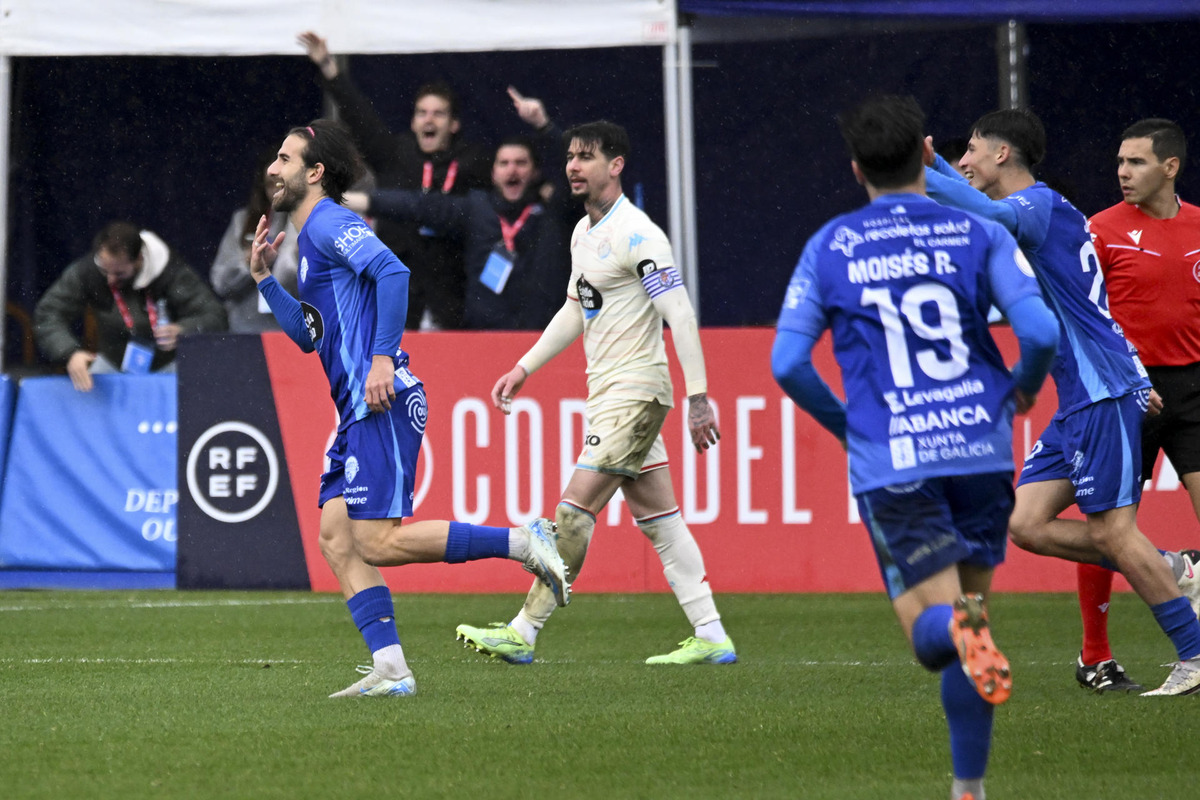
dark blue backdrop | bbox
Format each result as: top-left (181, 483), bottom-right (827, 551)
top-left (6, 21), bottom-right (1199, 364)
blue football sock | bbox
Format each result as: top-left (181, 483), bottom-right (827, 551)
top-left (1151, 596), bottom-right (1200, 661)
top-left (443, 521), bottom-right (510, 563)
top-left (912, 604), bottom-right (957, 672)
top-left (347, 585), bottom-right (401, 654)
top-left (942, 663), bottom-right (994, 780)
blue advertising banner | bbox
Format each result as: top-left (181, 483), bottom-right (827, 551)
top-left (0, 375), bottom-right (13, 479)
top-left (0, 375), bottom-right (176, 571)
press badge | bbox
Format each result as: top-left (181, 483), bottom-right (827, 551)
top-left (480, 245), bottom-right (514, 295)
top-left (121, 340), bottom-right (154, 374)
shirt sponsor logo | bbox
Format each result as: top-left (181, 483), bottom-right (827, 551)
top-left (887, 403), bottom-right (993, 435)
top-left (883, 378), bottom-right (985, 413)
top-left (577, 277), bottom-right (602, 319)
top-left (830, 226), bottom-right (865, 257)
top-left (334, 224), bottom-right (375, 255)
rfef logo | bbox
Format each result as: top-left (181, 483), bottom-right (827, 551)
top-left (186, 421), bottom-right (280, 523)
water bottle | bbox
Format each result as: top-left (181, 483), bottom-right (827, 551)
top-left (155, 298), bottom-right (170, 325)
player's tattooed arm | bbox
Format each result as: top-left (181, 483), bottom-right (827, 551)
top-left (687, 392), bottom-right (720, 452)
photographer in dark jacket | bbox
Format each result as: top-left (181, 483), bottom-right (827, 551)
top-left (299, 31), bottom-right (492, 330)
top-left (345, 89), bottom-right (575, 329)
top-left (34, 221), bottom-right (227, 392)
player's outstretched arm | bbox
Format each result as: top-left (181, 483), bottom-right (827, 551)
top-left (498, 299), bottom-right (582, 414)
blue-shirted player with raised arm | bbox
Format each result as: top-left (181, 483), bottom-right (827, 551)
top-left (773, 95), bottom-right (1059, 800)
top-left (248, 119), bottom-right (568, 698)
top-left (925, 108), bottom-right (1200, 696)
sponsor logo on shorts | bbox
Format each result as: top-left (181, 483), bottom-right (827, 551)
top-left (407, 390), bottom-right (428, 434)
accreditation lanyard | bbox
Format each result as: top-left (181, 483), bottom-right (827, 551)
top-left (421, 159), bottom-right (459, 194)
top-left (110, 282), bottom-right (159, 331)
top-left (498, 204), bottom-right (535, 253)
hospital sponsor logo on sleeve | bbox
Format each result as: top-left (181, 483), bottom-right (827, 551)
top-left (186, 421), bottom-right (280, 523)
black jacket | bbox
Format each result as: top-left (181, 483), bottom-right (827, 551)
top-left (321, 72), bottom-right (492, 329)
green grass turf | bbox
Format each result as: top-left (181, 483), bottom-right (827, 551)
top-left (0, 591), bottom-right (1196, 799)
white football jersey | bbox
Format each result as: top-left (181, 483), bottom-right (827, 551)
top-left (567, 194), bottom-right (683, 408)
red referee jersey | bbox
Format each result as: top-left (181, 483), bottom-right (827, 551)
top-left (1089, 198), bottom-right (1200, 366)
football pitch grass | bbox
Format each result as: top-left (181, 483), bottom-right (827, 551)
top-left (1, 591), bottom-right (1196, 799)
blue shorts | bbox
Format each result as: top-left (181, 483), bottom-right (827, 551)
top-left (856, 472), bottom-right (1014, 600)
top-left (318, 385), bottom-right (427, 520)
top-left (1017, 390), bottom-right (1147, 513)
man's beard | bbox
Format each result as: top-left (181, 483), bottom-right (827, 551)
top-left (271, 175), bottom-right (306, 213)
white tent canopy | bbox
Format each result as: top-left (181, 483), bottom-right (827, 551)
top-left (0, 0), bottom-right (675, 55)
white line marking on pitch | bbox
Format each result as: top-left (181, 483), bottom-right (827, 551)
top-left (0, 597), bottom-right (339, 613)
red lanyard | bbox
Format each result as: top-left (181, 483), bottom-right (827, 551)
top-left (498, 205), bottom-right (535, 253)
top-left (421, 159), bottom-right (458, 194)
top-left (109, 282), bottom-right (158, 331)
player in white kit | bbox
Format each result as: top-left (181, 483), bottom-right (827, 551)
top-left (455, 120), bottom-right (735, 665)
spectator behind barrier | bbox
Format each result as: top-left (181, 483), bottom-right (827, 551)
top-left (34, 221), bottom-right (228, 392)
top-left (299, 31), bottom-right (492, 331)
top-left (211, 147), bottom-right (300, 332)
top-left (345, 88), bottom-right (575, 329)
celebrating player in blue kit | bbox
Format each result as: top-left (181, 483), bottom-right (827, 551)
top-left (773, 95), bottom-right (1059, 800)
top-left (248, 119), bottom-right (568, 698)
top-left (925, 109), bottom-right (1200, 696)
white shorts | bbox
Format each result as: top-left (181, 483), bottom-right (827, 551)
top-left (576, 398), bottom-right (670, 479)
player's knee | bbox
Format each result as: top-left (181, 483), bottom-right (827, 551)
top-left (348, 521), bottom-right (400, 567)
top-left (555, 502), bottom-right (596, 570)
top-left (319, 522), bottom-right (356, 567)
top-left (1007, 512), bottom-right (1043, 554)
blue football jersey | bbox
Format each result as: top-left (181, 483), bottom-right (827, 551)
top-left (999, 184), bottom-right (1149, 416)
top-left (778, 194), bottom-right (1042, 493)
top-left (297, 199), bottom-right (417, 430)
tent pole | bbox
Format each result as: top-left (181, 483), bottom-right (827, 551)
top-left (677, 24), bottom-right (699, 322)
top-left (663, 35), bottom-right (684, 280)
top-left (997, 20), bottom-right (1028, 110)
top-left (0, 55), bottom-right (10, 368)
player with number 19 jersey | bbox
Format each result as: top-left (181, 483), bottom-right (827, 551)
top-left (778, 194), bottom-right (1044, 494)
top-left (296, 199), bottom-right (421, 431)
